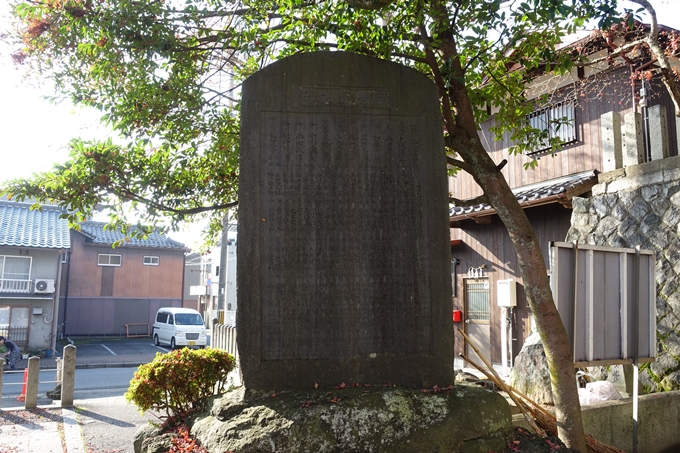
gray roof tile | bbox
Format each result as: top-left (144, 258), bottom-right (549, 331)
top-left (0, 201), bottom-right (71, 249)
top-left (450, 170), bottom-right (599, 220)
top-left (78, 221), bottom-right (187, 250)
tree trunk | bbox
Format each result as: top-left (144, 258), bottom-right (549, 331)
top-left (442, 48), bottom-right (588, 453)
top-left (629, 0), bottom-right (680, 117)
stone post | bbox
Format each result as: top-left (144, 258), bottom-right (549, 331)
top-left (24, 357), bottom-right (40, 409)
top-left (623, 112), bottom-right (644, 167)
top-left (601, 111), bottom-right (622, 172)
top-left (61, 344), bottom-right (76, 407)
top-left (55, 357), bottom-right (62, 383)
top-left (648, 104), bottom-right (669, 161)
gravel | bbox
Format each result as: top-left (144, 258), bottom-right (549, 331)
top-left (0, 407), bottom-right (63, 426)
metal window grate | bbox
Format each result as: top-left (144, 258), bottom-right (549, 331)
top-left (466, 281), bottom-right (490, 321)
top-left (528, 102), bottom-right (577, 153)
top-left (0, 326), bottom-right (29, 347)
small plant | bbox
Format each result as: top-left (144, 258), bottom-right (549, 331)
top-left (24, 347), bottom-right (45, 357)
top-left (125, 348), bottom-right (236, 421)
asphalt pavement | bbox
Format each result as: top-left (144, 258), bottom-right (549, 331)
top-left (0, 337), bottom-right (196, 453)
top-left (16, 337), bottom-right (173, 371)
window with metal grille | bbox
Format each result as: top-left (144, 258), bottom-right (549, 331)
top-left (466, 280), bottom-right (490, 321)
top-left (0, 306), bottom-right (30, 347)
top-left (0, 256), bottom-right (32, 293)
top-left (527, 102), bottom-right (577, 154)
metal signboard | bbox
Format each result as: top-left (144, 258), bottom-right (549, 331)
top-left (550, 242), bottom-right (656, 367)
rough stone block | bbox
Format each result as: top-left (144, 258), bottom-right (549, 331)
top-left (188, 386), bottom-right (513, 453)
top-left (598, 167), bottom-right (625, 185)
top-left (648, 104), bottom-right (670, 161)
top-left (601, 111), bottom-right (622, 172)
top-left (622, 112), bottom-right (644, 167)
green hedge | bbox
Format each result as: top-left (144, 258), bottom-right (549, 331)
top-left (125, 348), bottom-right (236, 420)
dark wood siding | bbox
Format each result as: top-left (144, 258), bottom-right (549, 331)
top-left (100, 267), bottom-right (114, 297)
top-left (67, 231), bottom-right (184, 299)
top-left (451, 203), bottom-right (573, 363)
top-left (450, 67), bottom-right (680, 200)
top-left (62, 230), bottom-right (187, 335)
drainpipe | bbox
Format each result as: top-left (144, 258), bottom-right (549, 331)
top-left (62, 249), bottom-right (72, 336)
top-left (451, 258), bottom-right (460, 298)
top-left (217, 215), bottom-right (229, 313)
top-left (46, 251), bottom-right (65, 354)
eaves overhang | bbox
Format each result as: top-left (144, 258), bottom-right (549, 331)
top-left (449, 169), bottom-right (599, 224)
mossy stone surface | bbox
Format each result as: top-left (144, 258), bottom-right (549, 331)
top-left (186, 385), bottom-right (512, 453)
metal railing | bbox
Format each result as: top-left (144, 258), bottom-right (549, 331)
top-left (0, 279), bottom-right (31, 293)
top-left (125, 323), bottom-right (150, 338)
top-left (0, 327), bottom-right (29, 347)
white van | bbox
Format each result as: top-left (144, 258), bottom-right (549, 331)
top-left (153, 307), bottom-right (207, 349)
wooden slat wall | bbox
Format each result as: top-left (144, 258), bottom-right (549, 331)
top-left (450, 67), bottom-right (680, 200)
top-left (451, 203), bottom-right (573, 363)
top-left (68, 231), bottom-right (185, 299)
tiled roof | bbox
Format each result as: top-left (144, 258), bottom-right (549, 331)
top-left (0, 200), bottom-right (71, 249)
top-left (450, 170), bottom-right (599, 221)
top-left (78, 221), bottom-right (187, 250)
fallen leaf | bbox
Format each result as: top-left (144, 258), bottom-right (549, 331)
top-left (329, 397), bottom-right (342, 403)
top-left (313, 382), bottom-right (319, 389)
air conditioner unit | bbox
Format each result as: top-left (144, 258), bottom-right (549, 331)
top-left (34, 279), bottom-right (55, 294)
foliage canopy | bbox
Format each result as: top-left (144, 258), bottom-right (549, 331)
top-left (3, 0), bottom-right (622, 244)
top-left (7, 0), bottom-right (664, 450)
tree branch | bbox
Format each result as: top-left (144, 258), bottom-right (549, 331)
top-left (629, 0), bottom-right (680, 116)
top-left (449, 194), bottom-right (489, 207)
top-left (446, 155), bottom-right (472, 173)
top-left (113, 187), bottom-right (238, 215)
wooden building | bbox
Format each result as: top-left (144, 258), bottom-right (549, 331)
top-left (59, 221), bottom-right (188, 336)
top-left (450, 28), bottom-right (680, 371)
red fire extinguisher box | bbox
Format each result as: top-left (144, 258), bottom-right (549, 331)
top-left (452, 310), bottom-right (462, 322)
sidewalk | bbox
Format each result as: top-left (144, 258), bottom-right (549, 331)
top-left (1, 349), bottom-right (158, 453)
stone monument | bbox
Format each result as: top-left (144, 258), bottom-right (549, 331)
top-left (238, 51), bottom-right (453, 390)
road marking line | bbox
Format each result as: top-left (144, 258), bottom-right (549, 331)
top-left (101, 344), bottom-right (117, 355)
top-left (63, 408), bottom-right (86, 453)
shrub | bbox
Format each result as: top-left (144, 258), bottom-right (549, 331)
top-left (125, 348), bottom-right (236, 420)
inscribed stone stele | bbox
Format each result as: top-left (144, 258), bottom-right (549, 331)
top-left (238, 51), bottom-right (453, 390)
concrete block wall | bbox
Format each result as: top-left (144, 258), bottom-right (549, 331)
top-left (512, 391), bottom-right (680, 453)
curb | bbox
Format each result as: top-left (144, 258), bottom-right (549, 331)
top-left (32, 362), bottom-right (146, 370)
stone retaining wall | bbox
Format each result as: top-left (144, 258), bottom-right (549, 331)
top-left (567, 155), bottom-right (680, 391)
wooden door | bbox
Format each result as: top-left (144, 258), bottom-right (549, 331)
top-left (464, 278), bottom-right (491, 368)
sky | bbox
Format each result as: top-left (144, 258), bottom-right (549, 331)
top-left (0, 0), bottom-right (678, 245)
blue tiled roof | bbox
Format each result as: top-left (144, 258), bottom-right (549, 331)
top-left (450, 170), bottom-right (599, 221)
top-left (0, 201), bottom-right (71, 249)
top-left (78, 221), bottom-right (187, 250)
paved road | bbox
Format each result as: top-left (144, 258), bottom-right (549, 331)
top-left (1, 367), bottom-right (138, 408)
top-left (0, 337), bottom-right (237, 453)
